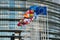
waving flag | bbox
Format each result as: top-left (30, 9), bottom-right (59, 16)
top-left (17, 5), bottom-right (47, 26)
top-left (23, 10), bottom-right (34, 18)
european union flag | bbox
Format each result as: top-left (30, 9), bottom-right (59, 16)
top-left (29, 5), bottom-right (47, 15)
top-left (36, 6), bottom-right (47, 15)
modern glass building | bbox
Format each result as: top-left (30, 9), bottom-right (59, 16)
top-left (0, 0), bottom-right (60, 40)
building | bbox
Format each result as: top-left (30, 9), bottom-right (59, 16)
top-left (0, 0), bottom-right (60, 40)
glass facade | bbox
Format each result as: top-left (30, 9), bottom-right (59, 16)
top-left (0, 0), bottom-right (60, 40)
top-left (41, 0), bottom-right (60, 40)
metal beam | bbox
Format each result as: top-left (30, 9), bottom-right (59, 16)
top-left (0, 19), bottom-right (20, 21)
top-left (0, 35), bottom-right (30, 38)
top-left (0, 36), bottom-right (22, 38)
top-left (0, 30), bottom-right (30, 32)
top-left (0, 30), bottom-right (23, 33)
top-left (0, 7), bottom-right (27, 11)
top-left (49, 37), bottom-right (60, 40)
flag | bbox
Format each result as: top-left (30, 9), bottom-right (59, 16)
top-left (29, 5), bottom-right (47, 15)
top-left (23, 10), bottom-right (34, 18)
